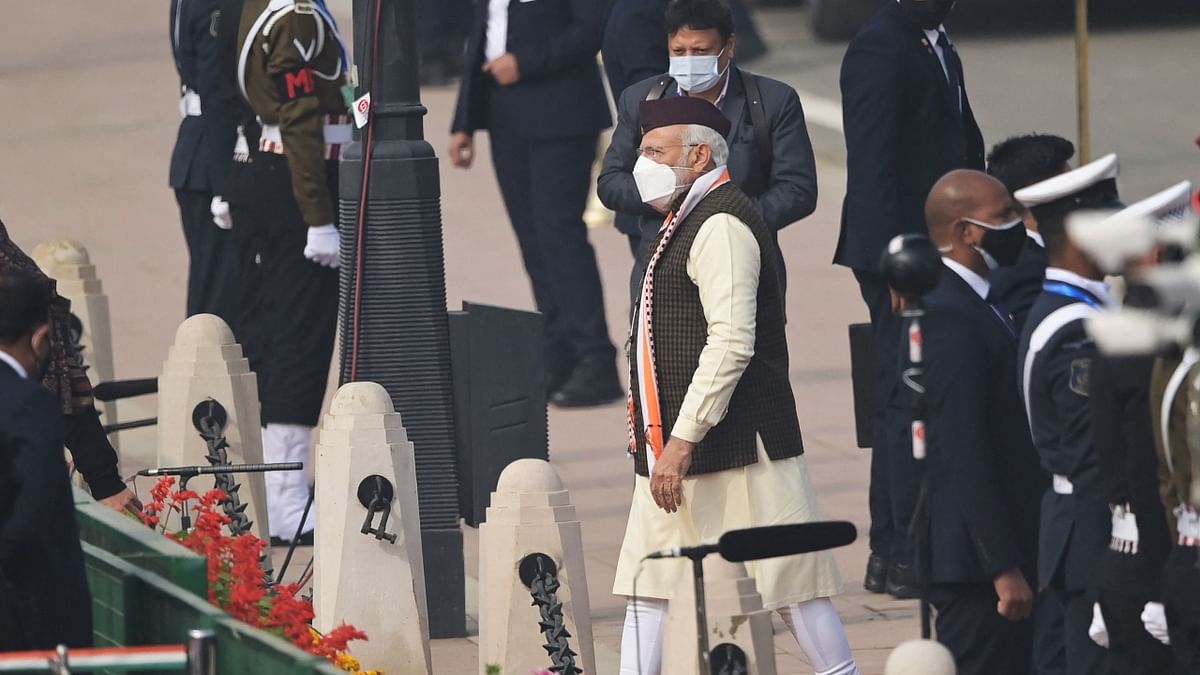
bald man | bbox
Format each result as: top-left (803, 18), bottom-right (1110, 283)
top-left (914, 170), bottom-right (1047, 674)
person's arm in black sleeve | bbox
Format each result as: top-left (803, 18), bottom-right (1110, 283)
top-left (840, 35), bottom-right (903, 248)
top-left (0, 390), bottom-right (68, 561)
top-left (603, 1), bottom-right (668, 95)
top-left (193, 0), bottom-right (239, 197)
top-left (508, 0), bottom-right (605, 82)
top-left (1090, 354), bottom-right (1130, 506)
top-left (1046, 337), bottom-right (1101, 485)
top-left (598, 84), bottom-right (660, 218)
top-left (753, 86), bottom-right (817, 231)
top-left (924, 311), bottom-right (1023, 576)
top-left (63, 408), bottom-right (124, 501)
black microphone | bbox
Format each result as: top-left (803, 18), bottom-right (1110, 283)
top-left (93, 378), bottom-right (159, 402)
top-left (644, 521), bottom-right (857, 561)
top-left (137, 462), bottom-right (303, 477)
top-left (644, 543), bottom-right (720, 560)
top-left (718, 521), bottom-right (857, 562)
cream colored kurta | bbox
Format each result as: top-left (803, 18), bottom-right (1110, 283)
top-left (614, 208), bottom-right (843, 609)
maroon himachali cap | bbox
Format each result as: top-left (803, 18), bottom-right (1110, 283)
top-left (639, 96), bottom-right (732, 138)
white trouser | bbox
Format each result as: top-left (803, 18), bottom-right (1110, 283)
top-left (262, 423), bottom-right (315, 539)
top-left (619, 596), bottom-right (859, 675)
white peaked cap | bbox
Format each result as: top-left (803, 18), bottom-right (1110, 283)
top-left (1015, 153), bottom-right (1119, 208)
top-left (885, 639), bottom-right (956, 675)
top-left (1115, 181), bottom-right (1193, 223)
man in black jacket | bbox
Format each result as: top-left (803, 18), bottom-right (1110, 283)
top-left (835, 0), bottom-right (984, 597)
top-left (598, 0), bottom-right (818, 299)
top-left (0, 269), bottom-right (92, 651)
top-left (449, 0), bottom-right (621, 408)
top-left (986, 134), bottom-right (1076, 333)
top-left (170, 0), bottom-right (238, 322)
top-left (1016, 154), bottom-right (1124, 675)
top-left (919, 170), bottom-right (1043, 674)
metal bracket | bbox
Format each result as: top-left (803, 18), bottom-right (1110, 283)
top-left (192, 398), bottom-right (228, 435)
top-left (358, 475), bottom-right (398, 544)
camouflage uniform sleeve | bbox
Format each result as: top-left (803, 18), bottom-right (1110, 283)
top-left (264, 9), bottom-right (333, 226)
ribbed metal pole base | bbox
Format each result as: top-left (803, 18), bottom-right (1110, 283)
top-left (338, 136), bottom-right (466, 639)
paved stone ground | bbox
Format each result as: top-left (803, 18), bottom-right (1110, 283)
top-left (5, 1), bottom-right (1196, 673)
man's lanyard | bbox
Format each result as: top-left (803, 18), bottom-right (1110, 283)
top-left (1043, 281), bottom-right (1103, 308)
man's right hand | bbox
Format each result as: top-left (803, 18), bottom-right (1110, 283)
top-left (211, 196), bottom-right (233, 230)
top-left (994, 568), bottom-right (1034, 621)
top-left (449, 132), bottom-right (474, 169)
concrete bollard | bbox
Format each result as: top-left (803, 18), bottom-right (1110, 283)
top-left (479, 459), bottom-right (595, 675)
top-left (662, 556), bottom-right (777, 675)
top-left (157, 314), bottom-right (269, 542)
top-left (885, 639), bottom-right (956, 675)
top-left (312, 382), bottom-right (431, 675)
top-left (32, 240), bottom-right (119, 438)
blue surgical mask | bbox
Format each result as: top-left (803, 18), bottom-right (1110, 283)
top-left (668, 48), bottom-right (728, 94)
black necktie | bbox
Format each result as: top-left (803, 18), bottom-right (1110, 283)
top-left (937, 31), bottom-right (962, 114)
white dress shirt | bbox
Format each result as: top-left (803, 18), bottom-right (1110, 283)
top-left (0, 350), bottom-right (28, 380)
top-left (1045, 267), bottom-right (1116, 307)
top-left (484, 0), bottom-right (510, 63)
top-left (942, 257), bottom-right (989, 300)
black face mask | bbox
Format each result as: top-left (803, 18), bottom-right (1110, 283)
top-left (899, 0), bottom-right (957, 29)
top-left (967, 218), bottom-right (1026, 268)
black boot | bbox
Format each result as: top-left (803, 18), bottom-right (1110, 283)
top-left (864, 552), bottom-right (888, 593)
top-left (886, 562), bottom-right (920, 599)
top-left (549, 353), bottom-right (623, 408)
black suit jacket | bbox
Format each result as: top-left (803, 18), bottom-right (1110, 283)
top-left (989, 236), bottom-right (1047, 335)
top-left (1019, 287), bottom-right (1111, 590)
top-left (598, 68), bottom-right (818, 235)
top-left (169, 0), bottom-right (229, 194)
top-left (601, 0), bottom-right (668, 99)
top-left (921, 269), bottom-right (1045, 584)
top-left (835, 2), bottom-right (985, 272)
top-left (0, 360), bottom-right (92, 650)
top-left (451, 0), bottom-right (611, 139)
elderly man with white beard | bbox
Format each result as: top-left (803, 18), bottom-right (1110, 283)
top-left (613, 95), bottom-right (858, 675)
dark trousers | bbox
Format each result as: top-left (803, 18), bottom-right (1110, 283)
top-left (1046, 581), bottom-right (1112, 675)
top-left (1164, 545), bottom-right (1200, 673)
top-left (488, 129), bottom-right (616, 373)
top-left (175, 188), bottom-right (239, 323)
top-left (931, 582), bottom-right (1034, 675)
top-left (854, 268), bottom-right (916, 566)
top-left (238, 154), bottom-right (339, 427)
top-left (1034, 589), bottom-right (1066, 675)
top-left (1099, 587), bottom-right (1176, 674)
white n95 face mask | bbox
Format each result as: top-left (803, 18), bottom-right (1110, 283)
top-left (668, 49), bottom-right (727, 93)
top-left (632, 155), bottom-right (687, 208)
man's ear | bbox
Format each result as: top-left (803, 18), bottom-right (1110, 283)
top-left (30, 323), bottom-right (50, 359)
top-left (725, 35), bottom-right (737, 61)
top-left (694, 144), bottom-right (713, 172)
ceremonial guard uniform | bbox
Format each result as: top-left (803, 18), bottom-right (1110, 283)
top-left (235, 0), bottom-right (350, 542)
top-left (1015, 155), bottom-right (1123, 675)
top-left (170, 0), bottom-right (238, 321)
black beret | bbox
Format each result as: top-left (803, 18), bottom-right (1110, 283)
top-left (639, 95), bottom-right (731, 138)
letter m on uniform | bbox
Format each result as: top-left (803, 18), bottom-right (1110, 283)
top-left (274, 67), bottom-right (316, 101)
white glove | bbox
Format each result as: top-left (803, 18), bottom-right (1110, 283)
top-left (1088, 602), bottom-right (1110, 648)
top-left (210, 196), bottom-right (233, 230)
top-left (304, 224), bottom-right (340, 268)
top-left (1141, 602), bottom-right (1170, 645)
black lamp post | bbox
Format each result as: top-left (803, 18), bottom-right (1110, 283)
top-left (340, 0), bottom-right (466, 639)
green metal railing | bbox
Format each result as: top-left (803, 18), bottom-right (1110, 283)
top-left (73, 490), bottom-right (341, 675)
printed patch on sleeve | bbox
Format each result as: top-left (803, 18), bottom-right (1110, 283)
top-left (1069, 358), bottom-right (1090, 397)
top-left (273, 66), bottom-right (316, 100)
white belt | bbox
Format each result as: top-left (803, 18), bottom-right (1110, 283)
top-left (260, 122), bottom-right (352, 146)
top-left (179, 89), bottom-right (202, 117)
top-left (1053, 474), bottom-right (1074, 495)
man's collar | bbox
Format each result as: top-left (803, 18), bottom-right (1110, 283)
top-left (942, 257), bottom-right (989, 300)
top-left (1026, 230), bottom-right (1045, 248)
top-left (677, 67), bottom-right (734, 109)
top-left (1045, 267), bottom-right (1116, 307)
top-left (673, 165), bottom-right (729, 225)
top-left (0, 350), bottom-right (28, 380)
